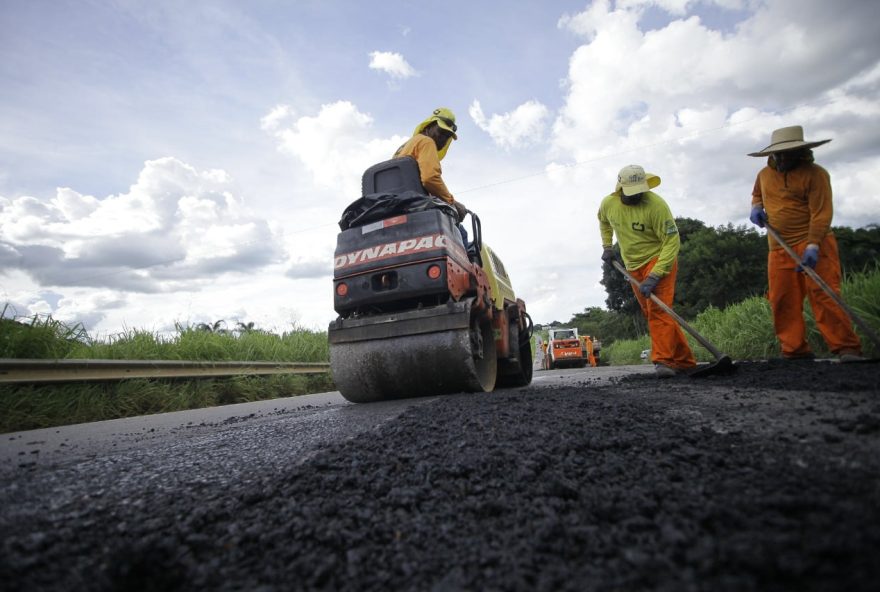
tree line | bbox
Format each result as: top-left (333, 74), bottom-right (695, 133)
top-left (565, 221), bottom-right (880, 346)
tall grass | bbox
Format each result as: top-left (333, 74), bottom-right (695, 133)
top-left (603, 335), bottom-right (652, 366)
top-left (0, 374), bottom-right (334, 433)
top-left (0, 314), bottom-right (333, 433)
top-left (841, 268), bottom-right (880, 339)
top-left (0, 304), bottom-right (90, 359)
top-left (1, 318), bottom-right (329, 363)
top-left (603, 266), bottom-right (880, 365)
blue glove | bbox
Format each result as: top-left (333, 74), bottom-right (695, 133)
top-left (749, 206), bottom-right (767, 228)
top-left (798, 244), bottom-right (819, 271)
top-left (639, 274), bottom-right (660, 297)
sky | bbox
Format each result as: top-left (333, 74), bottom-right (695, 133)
top-left (1, 0), bottom-right (879, 337)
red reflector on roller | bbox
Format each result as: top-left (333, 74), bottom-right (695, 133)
top-left (427, 264), bottom-right (442, 279)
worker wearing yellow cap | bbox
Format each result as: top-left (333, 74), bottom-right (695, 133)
top-left (598, 165), bottom-right (696, 378)
top-left (394, 108), bottom-right (468, 222)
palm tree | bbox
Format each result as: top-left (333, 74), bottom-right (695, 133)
top-left (236, 321), bottom-right (256, 333)
top-left (195, 319), bottom-right (228, 333)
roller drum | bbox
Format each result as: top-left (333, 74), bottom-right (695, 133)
top-left (329, 299), bottom-right (496, 403)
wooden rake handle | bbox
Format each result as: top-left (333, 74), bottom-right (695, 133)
top-left (611, 260), bottom-right (727, 361)
top-left (764, 223), bottom-right (880, 351)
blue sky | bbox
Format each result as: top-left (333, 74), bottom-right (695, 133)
top-left (2, 0), bottom-right (879, 335)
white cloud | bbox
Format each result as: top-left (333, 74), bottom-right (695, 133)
top-left (286, 257), bottom-right (330, 280)
top-left (618, 0), bottom-right (747, 16)
top-left (53, 290), bottom-right (127, 331)
top-left (0, 157), bottom-right (285, 293)
top-left (469, 99), bottom-right (550, 150)
top-left (260, 104), bottom-right (295, 132)
top-left (549, 0), bottom-right (880, 228)
top-left (4, 0), bottom-right (879, 337)
top-left (368, 50), bottom-right (418, 79)
top-left (263, 100), bottom-right (406, 196)
top-left (558, 0), bottom-right (623, 41)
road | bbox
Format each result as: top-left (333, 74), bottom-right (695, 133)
top-left (1, 361), bottom-right (878, 591)
top-left (0, 364), bottom-right (645, 470)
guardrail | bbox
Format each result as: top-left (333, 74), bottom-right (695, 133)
top-left (0, 359), bottom-right (331, 384)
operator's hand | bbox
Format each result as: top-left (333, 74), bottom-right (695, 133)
top-left (798, 244), bottom-right (819, 271)
top-left (601, 246), bottom-right (617, 265)
top-left (453, 201), bottom-right (468, 223)
top-left (639, 274), bottom-right (660, 297)
top-left (749, 206), bottom-right (767, 228)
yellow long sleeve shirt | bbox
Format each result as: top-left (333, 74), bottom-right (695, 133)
top-left (393, 135), bottom-right (454, 204)
top-left (751, 162), bottom-right (833, 250)
top-left (598, 191), bottom-right (680, 277)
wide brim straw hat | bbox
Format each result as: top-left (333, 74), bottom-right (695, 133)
top-left (748, 125), bottom-right (831, 157)
top-left (615, 164), bottom-right (661, 196)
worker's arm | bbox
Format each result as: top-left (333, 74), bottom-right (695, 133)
top-left (649, 205), bottom-right (680, 278)
top-left (750, 172), bottom-right (764, 209)
top-left (598, 202), bottom-right (614, 247)
top-left (411, 136), bottom-right (455, 204)
top-left (806, 166), bottom-right (833, 246)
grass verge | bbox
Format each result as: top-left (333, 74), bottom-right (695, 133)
top-left (604, 266), bottom-right (880, 365)
top-left (0, 374), bottom-right (335, 433)
top-left (0, 318), bottom-right (333, 433)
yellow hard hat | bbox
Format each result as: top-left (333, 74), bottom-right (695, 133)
top-left (413, 107), bottom-right (458, 160)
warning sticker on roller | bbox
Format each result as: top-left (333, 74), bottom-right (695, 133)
top-left (361, 215), bottom-right (407, 234)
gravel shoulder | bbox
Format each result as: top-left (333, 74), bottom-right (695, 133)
top-left (1, 360), bottom-right (878, 591)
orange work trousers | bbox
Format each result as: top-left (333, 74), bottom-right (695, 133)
top-left (584, 339), bottom-right (597, 367)
top-left (768, 233), bottom-right (862, 357)
top-left (630, 260), bottom-right (696, 370)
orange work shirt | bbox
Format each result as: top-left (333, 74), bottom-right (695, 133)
top-left (394, 135), bottom-right (454, 204)
top-left (751, 162), bottom-right (833, 249)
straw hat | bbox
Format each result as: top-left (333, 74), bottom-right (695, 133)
top-left (748, 125), bottom-right (831, 157)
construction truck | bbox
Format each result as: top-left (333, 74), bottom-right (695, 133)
top-left (543, 327), bottom-right (587, 370)
top-left (328, 157), bottom-right (534, 402)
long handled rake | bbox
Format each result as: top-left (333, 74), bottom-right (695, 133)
top-left (764, 223), bottom-right (880, 353)
top-left (612, 260), bottom-right (735, 376)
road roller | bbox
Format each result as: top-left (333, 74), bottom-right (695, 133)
top-left (328, 157), bottom-right (534, 403)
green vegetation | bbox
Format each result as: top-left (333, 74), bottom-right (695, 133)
top-left (600, 219), bottom-right (769, 320)
top-left (0, 304), bottom-right (90, 359)
top-left (602, 335), bottom-right (651, 366)
top-left (599, 220), bottom-right (880, 324)
top-left (2, 222), bottom-right (878, 432)
top-left (600, 267), bottom-right (880, 365)
top-left (1, 374), bottom-right (333, 433)
top-left (1, 311), bottom-right (328, 362)
top-left (578, 220), bottom-right (880, 360)
top-left (83, 324), bottom-right (329, 362)
top-left (0, 316), bottom-right (332, 433)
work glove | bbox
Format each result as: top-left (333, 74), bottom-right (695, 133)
top-left (453, 201), bottom-right (468, 223)
top-left (601, 246), bottom-right (618, 265)
top-left (749, 206), bottom-right (767, 228)
top-left (798, 244), bottom-right (819, 271)
top-left (639, 274), bottom-right (660, 297)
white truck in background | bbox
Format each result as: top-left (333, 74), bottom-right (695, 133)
top-left (543, 327), bottom-right (586, 369)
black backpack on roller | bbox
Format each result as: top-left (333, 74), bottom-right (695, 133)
top-left (338, 157), bottom-right (456, 231)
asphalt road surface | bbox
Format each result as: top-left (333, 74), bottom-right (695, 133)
top-left (1, 360), bottom-right (879, 591)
